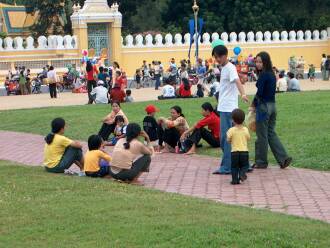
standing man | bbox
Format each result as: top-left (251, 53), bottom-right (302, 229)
top-left (211, 44), bottom-right (249, 175)
top-left (321, 54), bottom-right (327, 81)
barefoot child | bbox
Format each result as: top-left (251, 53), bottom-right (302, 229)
top-left (109, 115), bottom-right (127, 146)
top-left (143, 105), bottom-right (161, 152)
top-left (227, 109), bottom-right (250, 184)
top-left (84, 135), bottom-right (112, 178)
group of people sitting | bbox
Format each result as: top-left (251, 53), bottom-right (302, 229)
top-left (43, 100), bottom-right (223, 183)
top-left (276, 71), bottom-right (301, 93)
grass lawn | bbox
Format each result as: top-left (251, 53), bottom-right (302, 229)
top-left (0, 91), bottom-right (329, 170)
top-left (0, 161), bottom-right (329, 247)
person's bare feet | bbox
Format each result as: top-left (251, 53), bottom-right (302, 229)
top-left (185, 145), bottom-right (196, 155)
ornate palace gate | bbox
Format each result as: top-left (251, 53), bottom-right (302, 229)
top-left (87, 23), bottom-right (109, 63)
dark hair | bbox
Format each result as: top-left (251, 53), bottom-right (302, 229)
top-left (124, 123), bottom-right (141, 149)
top-left (212, 45), bottom-right (228, 57)
top-left (111, 101), bottom-right (121, 107)
top-left (182, 78), bottom-right (190, 91)
top-left (116, 71), bottom-right (122, 76)
top-left (49, 66), bottom-right (54, 71)
top-left (126, 89), bottom-right (131, 95)
top-left (45, 118), bottom-right (65, 144)
top-left (256, 51), bottom-right (274, 75)
top-left (202, 102), bottom-right (219, 117)
top-left (279, 73), bottom-right (284, 79)
top-left (88, 135), bottom-right (103, 150)
top-left (115, 115), bottom-right (125, 124)
top-left (287, 72), bottom-right (295, 79)
top-left (232, 109), bottom-right (245, 125)
top-left (86, 61), bottom-right (93, 72)
top-left (322, 54), bottom-right (326, 58)
top-left (113, 61), bottom-right (120, 68)
top-left (171, 105), bottom-right (184, 118)
top-left (99, 66), bottom-right (104, 73)
top-left (197, 84), bottom-right (203, 89)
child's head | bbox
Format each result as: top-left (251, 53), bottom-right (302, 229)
top-left (88, 134), bottom-right (103, 150)
top-left (197, 84), bottom-right (203, 90)
top-left (232, 109), bottom-right (245, 125)
top-left (115, 115), bottom-right (125, 126)
top-left (111, 101), bottom-right (121, 113)
top-left (255, 51), bottom-right (273, 73)
top-left (116, 71), bottom-right (122, 77)
top-left (279, 73), bottom-right (284, 79)
top-left (145, 104), bottom-right (159, 116)
top-left (99, 66), bottom-right (104, 73)
top-left (126, 89), bottom-right (131, 96)
top-left (322, 54), bottom-right (326, 58)
top-left (212, 45), bottom-right (228, 65)
top-left (136, 69), bottom-right (140, 74)
top-left (201, 102), bottom-right (214, 116)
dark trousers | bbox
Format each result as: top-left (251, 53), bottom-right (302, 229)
top-left (86, 166), bottom-right (110, 178)
top-left (158, 96), bottom-right (176, 100)
top-left (186, 128), bottom-right (220, 148)
top-left (159, 127), bottom-right (180, 148)
top-left (45, 147), bottom-right (83, 173)
top-left (87, 80), bottom-right (96, 104)
top-left (110, 155), bottom-right (151, 181)
top-left (49, 83), bottom-right (57, 98)
top-left (255, 102), bottom-right (289, 166)
top-left (98, 123), bottom-right (116, 141)
top-left (155, 74), bottom-right (161, 90)
top-left (231, 151), bottom-right (249, 184)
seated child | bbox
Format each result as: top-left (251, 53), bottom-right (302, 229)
top-left (84, 135), bottom-right (112, 178)
top-left (227, 109), bottom-right (250, 185)
top-left (143, 104), bottom-right (160, 152)
top-left (158, 79), bottom-right (176, 100)
top-left (109, 115), bottom-right (127, 146)
top-left (125, 89), bottom-right (134, 102)
top-left (195, 84), bottom-right (204, 98)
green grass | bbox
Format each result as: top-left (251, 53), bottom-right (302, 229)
top-left (0, 161), bottom-right (329, 247)
top-left (0, 91), bottom-right (330, 170)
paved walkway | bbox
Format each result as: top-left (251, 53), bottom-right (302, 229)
top-left (1, 80), bottom-right (330, 110)
top-left (0, 131), bottom-right (329, 223)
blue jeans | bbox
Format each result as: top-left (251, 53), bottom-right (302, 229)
top-left (217, 112), bottom-right (233, 173)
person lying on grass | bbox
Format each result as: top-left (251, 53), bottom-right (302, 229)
top-left (44, 118), bottom-right (84, 174)
top-left (84, 134), bottom-right (112, 178)
top-left (181, 102), bottom-right (220, 155)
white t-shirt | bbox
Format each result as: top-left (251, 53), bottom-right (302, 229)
top-left (321, 58), bottom-right (327, 67)
top-left (217, 62), bottom-right (239, 112)
top-left (91, 86), bottom-right (108, 104)
top-left (277, 78), bottom-right (287, 92)
top-left (162, 85), bottom-right (175, 97)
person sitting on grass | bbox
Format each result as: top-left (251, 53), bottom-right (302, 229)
top-left (287, 72), bottom-right (301, 92)
top-left (84, 135), bottom-right (112, 178)
top-left (98, 101), bottom-right (129, 141)
top-left (181, 102), bottom-right (220, 155)
top-left (90, 80), bottom-right (109, 104)
top-left (227, 109), bottom-right (250, 185)
top-left (195, 83), bottom-right (205, 98)
top-left (110, 123), bottom-right (153, 183)
top-left (158, 106), bottom-right (189, 153)
top-left (110, 83), bottom-right (126, 103)
top-left (158, 79), bottom-right (176, 100)
top-left (125, 89), bottom-right (134, 102)
top-left (276, 73), bottom-right (287, 93)
top-left (143, 105), bottom-right (161, 152)
top-left (44, 118), bottom-right (84, 174)
top-left (177, 78), bottom-right (192, 98)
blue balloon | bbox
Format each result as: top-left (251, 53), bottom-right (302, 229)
top-left (233, 46), bottom-right (242, 55)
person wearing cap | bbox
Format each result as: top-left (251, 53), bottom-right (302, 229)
top-left (143, 105), bottom-right (161, 152)
top-left (90, 80), bottom-right (109, 104)
top-left (110, 83), bottom-right (126, 103)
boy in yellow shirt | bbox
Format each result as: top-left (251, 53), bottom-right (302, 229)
top-left (227, 109), bottom-right (250, 185)
top-left (84, 135), bottom-right (112, 178)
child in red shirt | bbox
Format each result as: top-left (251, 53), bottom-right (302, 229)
top-left (178, 78), bottom-right (192, 98)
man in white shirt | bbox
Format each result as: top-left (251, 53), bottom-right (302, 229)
top-left (158, 80), bottom-right (176, 100)
top-left (321, 54), bottom-right (327, 81)
top-left (211, 45), bottom-right (249, 175)
top-left (91, 80), bottom-right (109, 104)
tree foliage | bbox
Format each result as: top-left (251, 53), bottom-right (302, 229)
top-left (3, 0), bottom-right (330, 35)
